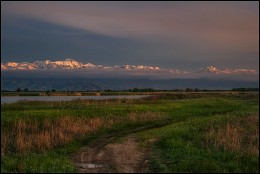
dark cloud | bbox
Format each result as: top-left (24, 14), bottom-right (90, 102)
top-left (1, 1), bottom-right (259, 71)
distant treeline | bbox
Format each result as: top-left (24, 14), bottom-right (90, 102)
top-left (1, 87), bottom-right (259, 92)
top-left (231, 88), bottom-right (259, 92)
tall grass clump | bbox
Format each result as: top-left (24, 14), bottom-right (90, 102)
top-left (1, 112), bottom-right (164, 154)
top-left (205, 115), bottom-right (259, 155)
top-left (1, 117), bottom-right (108, 154)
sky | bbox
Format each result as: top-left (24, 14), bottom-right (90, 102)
top-left (1, 1), bottom-right (259, 71)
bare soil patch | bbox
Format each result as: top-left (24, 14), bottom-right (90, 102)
top-left (70, 126), bottom-right (158, 173)
top-left (71, 135), bottom-right (152, 173)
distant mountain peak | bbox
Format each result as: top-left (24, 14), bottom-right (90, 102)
top-left (63, 58), bottom-right (80, 63)
top-left (199, 66), bottom-right (219, 73)
top-left (199, 65), bottom-right (257, 75)
top-left (1, 59), bottom-right (170, 72)
top-left (1, 59), bottom-right (257, 77)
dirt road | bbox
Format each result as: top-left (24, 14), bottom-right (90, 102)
top-left (70, 125), bottom-right (159, 173)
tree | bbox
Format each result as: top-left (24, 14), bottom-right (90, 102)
top-left (133, 88), bottom-right (139, 92)
top-left (185, 88), bottom-right (193, 92)
top-left (16, 87), bottom-right (21, 92)
top-left (194, 88), bottom-right (199, 92)
top-left (24, 88), bottom-right (28, 92)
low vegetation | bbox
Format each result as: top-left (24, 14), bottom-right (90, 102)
top-left (1, 92), bottom-right (259, 173)
top-left (139, 114), bottom-right (259, 173)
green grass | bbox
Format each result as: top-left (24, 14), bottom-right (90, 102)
top-left (1, 92), bottom-right (259, 173)
top-left (1, 152), bottom-right (77, 173)
top-left (140, 99), bottom-right (259, 173)
top-left (144, 117), bottom-right (259, 173)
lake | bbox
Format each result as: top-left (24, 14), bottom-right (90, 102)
top-left (1, 95), bottom-right (149, 104)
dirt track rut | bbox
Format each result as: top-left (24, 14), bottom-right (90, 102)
top-left (70, 125), bottom-right (160, 173)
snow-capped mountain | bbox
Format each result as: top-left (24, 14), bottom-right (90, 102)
top-left (1, 59), bottom-right (257, 76)
top-left (33, 59), bottom-right (83, 69)
top-left (114, 64), bottom-right (160, 71)
top-left (1, 59), bottom-right (99, 70)
top-left (199, 66), bottom-right (219, 74)
top-left (199, 66), bottom-right (257, 74)
top-left (1, 58), bottom-right (183, 73)
top-left (222, 68), bottom-right (257, 74)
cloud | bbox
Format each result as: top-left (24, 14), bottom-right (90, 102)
top-left (2, 2), bottom-right (258, 40)
top-left (1, 2), bottom-right (259, 71)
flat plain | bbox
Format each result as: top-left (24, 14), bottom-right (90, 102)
top-left (1, 92), bottom-right (259, 173)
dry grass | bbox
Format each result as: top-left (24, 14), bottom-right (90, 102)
top-left (1, 112), bottom-right (164, 154)
top-left (1, 132), bottom-right (9, 154)
top-left (2, 117), bottom-right (106, 154)
top-left (205, 115), bottom-right (259, 155)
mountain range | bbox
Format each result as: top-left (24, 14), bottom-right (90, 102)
top-left (1, 59), bottom-right (258, 90)
top-left (1, 77), bottom-right (259, 91)
top-left (1, 59), bottom-right (257, 75)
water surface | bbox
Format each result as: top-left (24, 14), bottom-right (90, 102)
top-left (1, 95), bottom-right (148, 104)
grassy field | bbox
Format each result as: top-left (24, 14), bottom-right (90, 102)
top-left (1, 92), bottom-right (259, 173)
